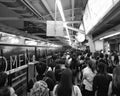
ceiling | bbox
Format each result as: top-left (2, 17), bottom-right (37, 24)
top-left (0, 0), bottom-right (88, 45)
top-left (90, 1), bottom-right (120, 40)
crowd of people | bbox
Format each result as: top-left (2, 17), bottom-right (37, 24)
top-left (0, 48), bottom-right (120, 96)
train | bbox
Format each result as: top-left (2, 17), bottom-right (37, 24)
top-left (0, 43), bottom-right (64, 96)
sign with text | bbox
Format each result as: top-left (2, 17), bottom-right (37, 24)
top-left (83, 0), bottom-right (119, 34)
top-left (47, 21), bottom-right (66, 37)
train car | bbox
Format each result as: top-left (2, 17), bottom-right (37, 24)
top-left (0, 0), bottom-right (120, 96)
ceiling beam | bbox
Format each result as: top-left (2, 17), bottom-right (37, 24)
top-left (0, 17), bottom-right (46, 23)
top-left (43, 8), bottom-right (82, 18)
top-left (0, 0), bottom-right (16, 2)
top-left (47, 38), bottom-right (58, 40)
top-left (71, 0), bottom-right (74, 21)
top-left (21, 0), bottom-right (45, 20)
top-left (8, 6), bottom-right (26, 11)
top-left (66, 26), bottom-right (85, 34)
top-left (20, 13), bottom-right (33, 16)
top-left (41, 0), bottom-right (54, 20)
top-left (66, 21), bottom-right (81, 24)
top-left (0, 17), bottom-right (81, 24)
top-left (31, 33), bottom-right (46, 35)
top-left (55, 15), bottom-right (82, 21)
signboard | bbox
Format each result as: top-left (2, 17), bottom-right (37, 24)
top-left (83, 0), bottom-right (119, 34)
top-left (47, 21), bottom-right (66, 37)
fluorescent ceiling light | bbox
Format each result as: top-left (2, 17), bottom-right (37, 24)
top-left (56, 0), bottom-right (65, 21)
top-left (25, 40), bottom-right (37, 45)
top-left (100, 32), bottom-right (120, 40)
top-left (56, 0), bottom-right (71, 45)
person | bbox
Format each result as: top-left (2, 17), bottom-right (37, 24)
top-left (43, 71), bottom-right (56, 96)
top-left (98, 53), bottom-right (106, 64)
top-left (27, 62), bottom-right (47, 92)
top-left (54, 64), bottom-right (63, 83)
top-left (30, 80), bottom-right (49, 96)
top-left (0, 72), bottom-right (17, 96)
top-left (0, 86), bottom-right (10, 96)
top-left (114, 52), bottom-right (119, 66)
top-left (93, 62), bottom-right (112, 96)
top-left (49, 55), bottom-right (57, 71)
top-left (0, 72), bottom-right (8, 88)
top-left (108, 65), bottom-right (120, 96)
top-left (29, 63), bottom-right (49, 96)
top-left (36, 62), bottom-right (47, 81)
top-left (82, 60), bottom-right (96, 96)
top-left (53, 68), bottom-right (82, 96)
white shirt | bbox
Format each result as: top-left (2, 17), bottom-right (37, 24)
top-left (82, 66), bottom-right (96, 91)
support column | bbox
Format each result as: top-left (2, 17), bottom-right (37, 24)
top-left (86, 35), bottom-right (95, 52)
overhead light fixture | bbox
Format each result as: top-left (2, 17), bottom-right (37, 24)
top-left (56, 0), bottom-right (65, 21)
top-left (25, 40), bottom-right (38, 45)
top-left (100, 32), bottom-right (120, 40)
top-left (56, 0), bottom-right (71, 45)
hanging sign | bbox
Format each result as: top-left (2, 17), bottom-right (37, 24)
top-left (47, 21), bottom-right (66, 37)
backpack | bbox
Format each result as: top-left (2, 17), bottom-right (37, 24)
top-left (30, 80), bottom-right (49, 96)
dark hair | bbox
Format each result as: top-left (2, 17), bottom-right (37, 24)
top-left (105, 54), bottom-right (108, 59)
top-left (46, 71), bottom-right (56, 82)
top-left (87, 53), bottom-right (91, 58)
top-left (99, 53), bottom-right (104, 58)
top-left (0, 87), bottom-right (10, 96)
top-left (80, 55), bottom-right (85, 60)
top-left (113, 65), bottom-right (120, 89)
top-left (70, 57), bottom-right (78, 69)
top-left (56, 69), bottom-right (73, 96)
top-left (0, 72), bottom-right (7, 87)
top-left (97, 62), bottom-right (107, 74)
top-left (56, 58), bottom-right (65, 65)
top-left (55, 64), bottom-right (62, 82)
top-left (36, 63), bottom-right (47, 75)
top-left (87, 60), bottom-right (95, 72)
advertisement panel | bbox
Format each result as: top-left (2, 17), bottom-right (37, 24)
top-left (83, 0), bottom-right (119, 34)
top-left (47, 21), bottom-right (67, 37)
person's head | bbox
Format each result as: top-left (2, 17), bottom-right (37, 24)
top-left (56, 69), bottom-right (73, 96)
top-left (54, 64), bottom-right (65, 82)
top-left (60, 68), bottom-right (72, 85)
top-left (87, 60), bottom-right (96, 72)
top-left (97, 62), bottom-right (107, 74)
top-left (113, 65), bottom-right (120, 88)
top-left (105, 54), bottom-right (108, 59)
top-left (36, 63), bottom-right (47, 75)
top-left (0, 87), bottom-right (10, 96)
top-left (99, 53), bottom-right (104, 59)
top-left (87, 53), bottom-right (91, 58)
top-left (80, 55), bottom-right (84, 60)
top-left (52, 55), bottom-right (57, 60)
top-left (0, 72), bottom-right (8, 87)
